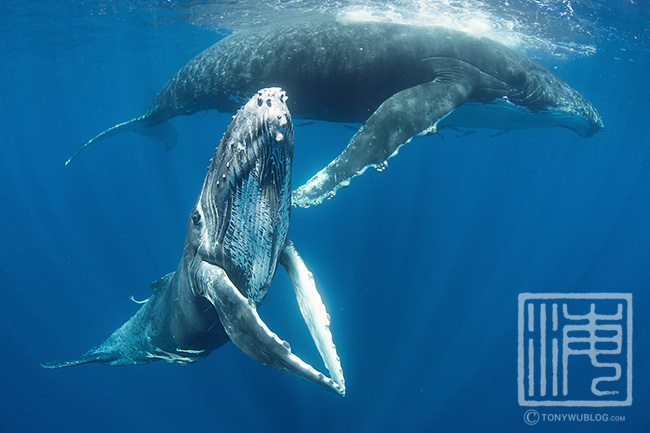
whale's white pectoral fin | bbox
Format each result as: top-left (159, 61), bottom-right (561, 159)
top-left (198, 261), bottom-right (345, 396)
top-left (279, 240), bottom-right (345, 391)
top-left (292, 79), bottom-right (474, 207)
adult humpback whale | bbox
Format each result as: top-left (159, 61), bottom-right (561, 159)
top-left (45, 88), bottom-right (345, 396)
top-left (66, 20), bottom-right (604, 206)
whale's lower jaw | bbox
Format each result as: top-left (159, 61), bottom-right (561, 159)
top-left (438, 99), bottom-right (603, 137)
top-left (221, 166), bottom-right (291, 304)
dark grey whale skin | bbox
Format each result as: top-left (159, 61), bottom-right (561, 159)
top-left (68, 20), bottom-right (603, 205)
top-left (149, 21), bottom-right (601, 128)
top-left (45, 89), bottom-right (295, 369)
top-left (46, 88), bottom-right (346, 396)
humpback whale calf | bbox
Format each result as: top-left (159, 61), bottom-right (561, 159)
top-left (66, 20), bottom-right (604, 206)
top-left (45, 88), bottom-right (345, 396)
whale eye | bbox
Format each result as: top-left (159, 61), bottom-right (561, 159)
top-left (191, 210), bottom-right (201, 225)
top-left (266, 98), bottom-right (272, 107)
top-left (257, 98), bottom-right (263, 107)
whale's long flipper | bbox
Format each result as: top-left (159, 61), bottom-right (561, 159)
top-left (292, 79), bottom-right (473, 207)
top-left (40, 291), bottom-right (170, 369)
top-left (65, 117), bottom-right (177, 165)
top-left (41, 350), bottom-right (120, 369)
top-left (199, 262), bottom-right (345, 396)
top-left (279, 240), bottom-right (345, 390)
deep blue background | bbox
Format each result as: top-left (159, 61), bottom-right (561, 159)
top-left (1, 1), bottom-right (648, 432)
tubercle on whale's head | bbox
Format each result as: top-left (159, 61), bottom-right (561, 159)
top-left (185, 88), bottom-right (294, 294)
top-left (578, 103), bottom-right (605, 137)
top-left (558, 99), bottom-right (604, 138)
top-left (557, 83), bottom-right (604, 137)
top-left (522, 70), bottom-right (605, 137)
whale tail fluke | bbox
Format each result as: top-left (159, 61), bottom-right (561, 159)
top-left (65, 117), bottom-right (178, 166)
top-left (136, 119), bottom-right (178, 150)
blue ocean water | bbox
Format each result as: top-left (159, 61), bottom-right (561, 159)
top-left (1, 1), bottom-right (649, 432)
